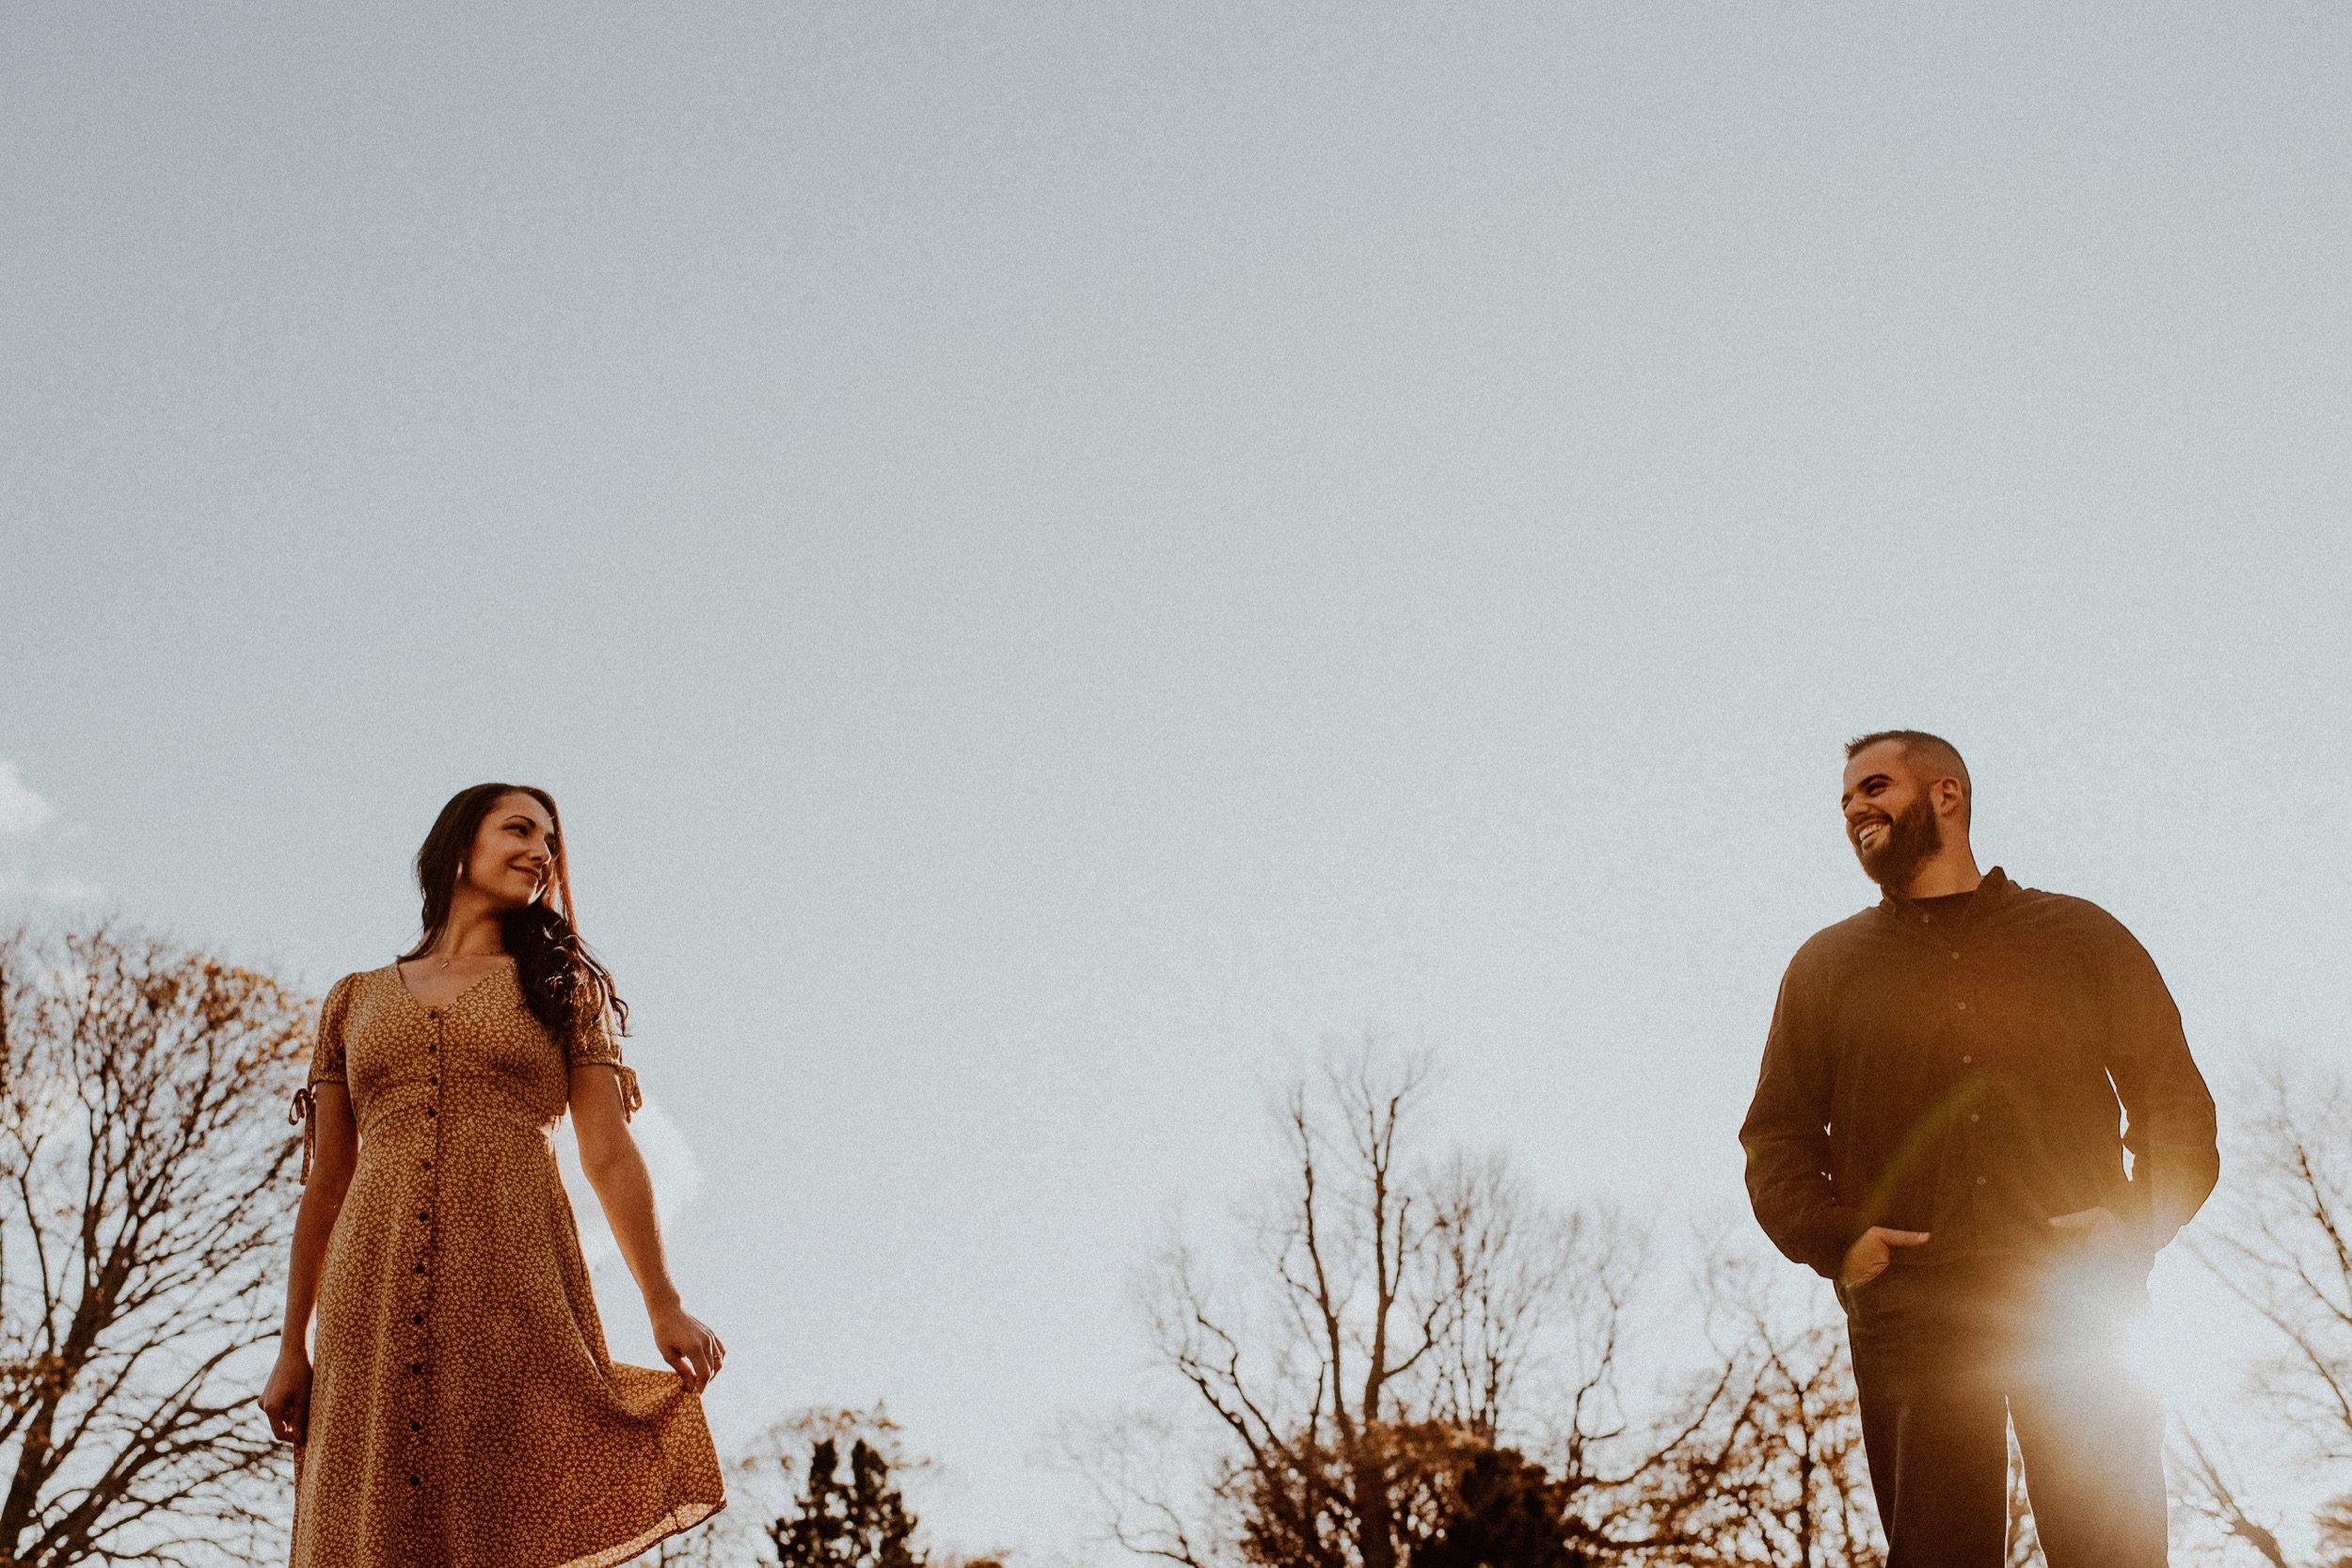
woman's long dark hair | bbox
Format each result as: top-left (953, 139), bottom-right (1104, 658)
top-left (400, 783), bottom-right (628, 1051)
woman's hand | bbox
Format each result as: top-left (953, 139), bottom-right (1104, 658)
top-left (651, 1304), bottom-right (725, 1393)
top-left (574, 1063), bottom-right (723, 1393)
top-left (259, 1342), bottom-right (313, 1444)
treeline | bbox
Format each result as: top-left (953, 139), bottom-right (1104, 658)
top-left (1, 925), bottom-right (2345, 1567)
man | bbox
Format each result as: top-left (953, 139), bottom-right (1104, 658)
top-left (1740, 731), bottom-right (2218, 1567)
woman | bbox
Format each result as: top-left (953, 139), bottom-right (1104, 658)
top-left (262, 784), bottom-right (727, 1566)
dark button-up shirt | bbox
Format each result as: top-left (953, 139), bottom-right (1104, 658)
top-left (1740, 868), bottom-right (2219, 1279)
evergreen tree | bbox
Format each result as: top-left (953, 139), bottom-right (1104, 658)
top-left (771, 1436), bottom-right (924, 1568)
top-left (1416, 1445), bottom-right (1593, 1568)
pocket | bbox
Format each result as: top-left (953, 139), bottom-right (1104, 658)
top-left (1835, 1266), bottom-right (1884, 1315)
top-left (1839, 1247), bottom-right (1911, 1315)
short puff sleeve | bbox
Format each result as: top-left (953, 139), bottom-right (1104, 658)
top-left (292, 974), bottom-right (358, 1182)
top-left (564, 991), bottom-right (641, 1120)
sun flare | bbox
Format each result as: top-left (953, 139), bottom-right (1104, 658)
top-left (2122, 1253), bottom-right (2252, 1420)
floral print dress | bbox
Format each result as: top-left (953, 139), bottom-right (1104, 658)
top-left (290, 962), bottom-right (723, 1566)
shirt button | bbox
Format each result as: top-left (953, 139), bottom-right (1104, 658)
top-left (1962, 1054), bottom-right (1974, 1064)
top-left (1949, 951), bottom-right (1961, 960)
top-left (1976, 1177), bottom-right (1987, 1186)
top-left (1969, 1114), bottom-right (1979, 1123)
top-left (1956, 1001), bottom-right (1968, 1011)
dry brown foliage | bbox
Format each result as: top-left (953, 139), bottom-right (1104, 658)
top-left (0, 924), bottom-right (310, 1567)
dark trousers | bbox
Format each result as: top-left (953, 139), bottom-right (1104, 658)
top-left (1842, 1245), bottom-right (2169, 1568)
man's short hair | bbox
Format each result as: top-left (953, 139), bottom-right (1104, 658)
top-left (1846, 729), bottom-right (1972, 826)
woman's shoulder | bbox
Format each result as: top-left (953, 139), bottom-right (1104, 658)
top-left (321, 964), bottom-right (402, 1008)
top-left (310, 966), bottom-right (396, 1056)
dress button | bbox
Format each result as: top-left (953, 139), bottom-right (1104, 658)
top-left (1969, 1114), bottom-right (1979, 1123)
top-left (408, 1476), bottom-right (421, 1487)
top-left (413, 1263), bottom-right (425, 1275)
top-left (1962, 1054), bottom-right (1974, 1064)
top-left (419, 1211), bottom-right (431, 1223)
top-left (410, 1362), bottom-right (423, 1374)
top-left (1956, 1001), bottom-right (1968, 1011)
top-left (1976, 1177), bottom-right (1987, 1186)
top-left (410, 1420), bottom-right (421, 1432)
top-left (412, 1312), bottom-right (423, 1324)
top-left (429, 1075), bottom-right (439, 1086)
top-left (425, 1108), bottom-right (437, 1118)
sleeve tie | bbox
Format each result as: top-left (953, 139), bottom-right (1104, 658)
top-left (289, 1086), bottom-right (317, 1184)
top-left (615, 1065), bottom-right (643, 1121)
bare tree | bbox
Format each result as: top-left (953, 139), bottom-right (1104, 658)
top-left (2198, 1070), bottom-right (2352, 1462)
top-left (1125, 1046), bottom-right (1442, 1568)
top-left (2319, 1494), bottom-right (2352, 1568)
top-left (1630, 1261), bottom-right (1881, 1568)
top-left (1091, 1041), bottom-right (2068, 1568)
top-left (1095, 1041), bottom-right (1695, 1568)
top-left (2171, 1429), bottom-right (2294, 1568)
top-left (1422, 1153), bottom-right (1622, 1449)
top-left (0, 923), bottom-right (310, 1567)
top-left (2175, 1067), bottom-right (2352, 1563)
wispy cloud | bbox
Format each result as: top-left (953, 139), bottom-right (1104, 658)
top-left (0, 871), bottom-right (104, 905)
top-left (549, 1081), bottom-right (711, 1372)
top-left (555, 1089), bottom-right (707, 1272)
top-left (0, 764), bottom-right (98, 903)
top-left (0, 762), bottom-right (56, 839)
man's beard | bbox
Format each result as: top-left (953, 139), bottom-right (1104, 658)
top-left (1852, 794), bottom-right (1943, 891)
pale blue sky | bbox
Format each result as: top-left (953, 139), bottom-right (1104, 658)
top-left (7, 2), bottom-right (2350, 1555)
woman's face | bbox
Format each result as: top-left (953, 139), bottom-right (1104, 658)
top-left (461, 792), bottom-right (556, 911)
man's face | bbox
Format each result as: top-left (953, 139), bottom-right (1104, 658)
top-left (1840, 742), bottom-right (1943, 891)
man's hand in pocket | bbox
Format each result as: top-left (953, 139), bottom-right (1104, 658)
top-left (1838, 1226), bottom-right (1932, 1291)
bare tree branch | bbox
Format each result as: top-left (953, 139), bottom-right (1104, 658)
top-left (0, 924), bottom-right (310, 1567)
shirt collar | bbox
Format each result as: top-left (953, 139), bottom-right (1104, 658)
top-left (1879, 864), bottom-right (2012, 920)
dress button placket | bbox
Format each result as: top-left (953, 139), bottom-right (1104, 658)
top-left (406, 1007), bottom-right (449, 1525)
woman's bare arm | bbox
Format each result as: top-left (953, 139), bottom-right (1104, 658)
top-left (260, 1084), bottom-right (356, 1442)
top-left (570, 1064), bottom-right (725, 1390)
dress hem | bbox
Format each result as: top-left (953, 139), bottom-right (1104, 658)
top-left (556, 1497), bottom-right (725, 1568)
